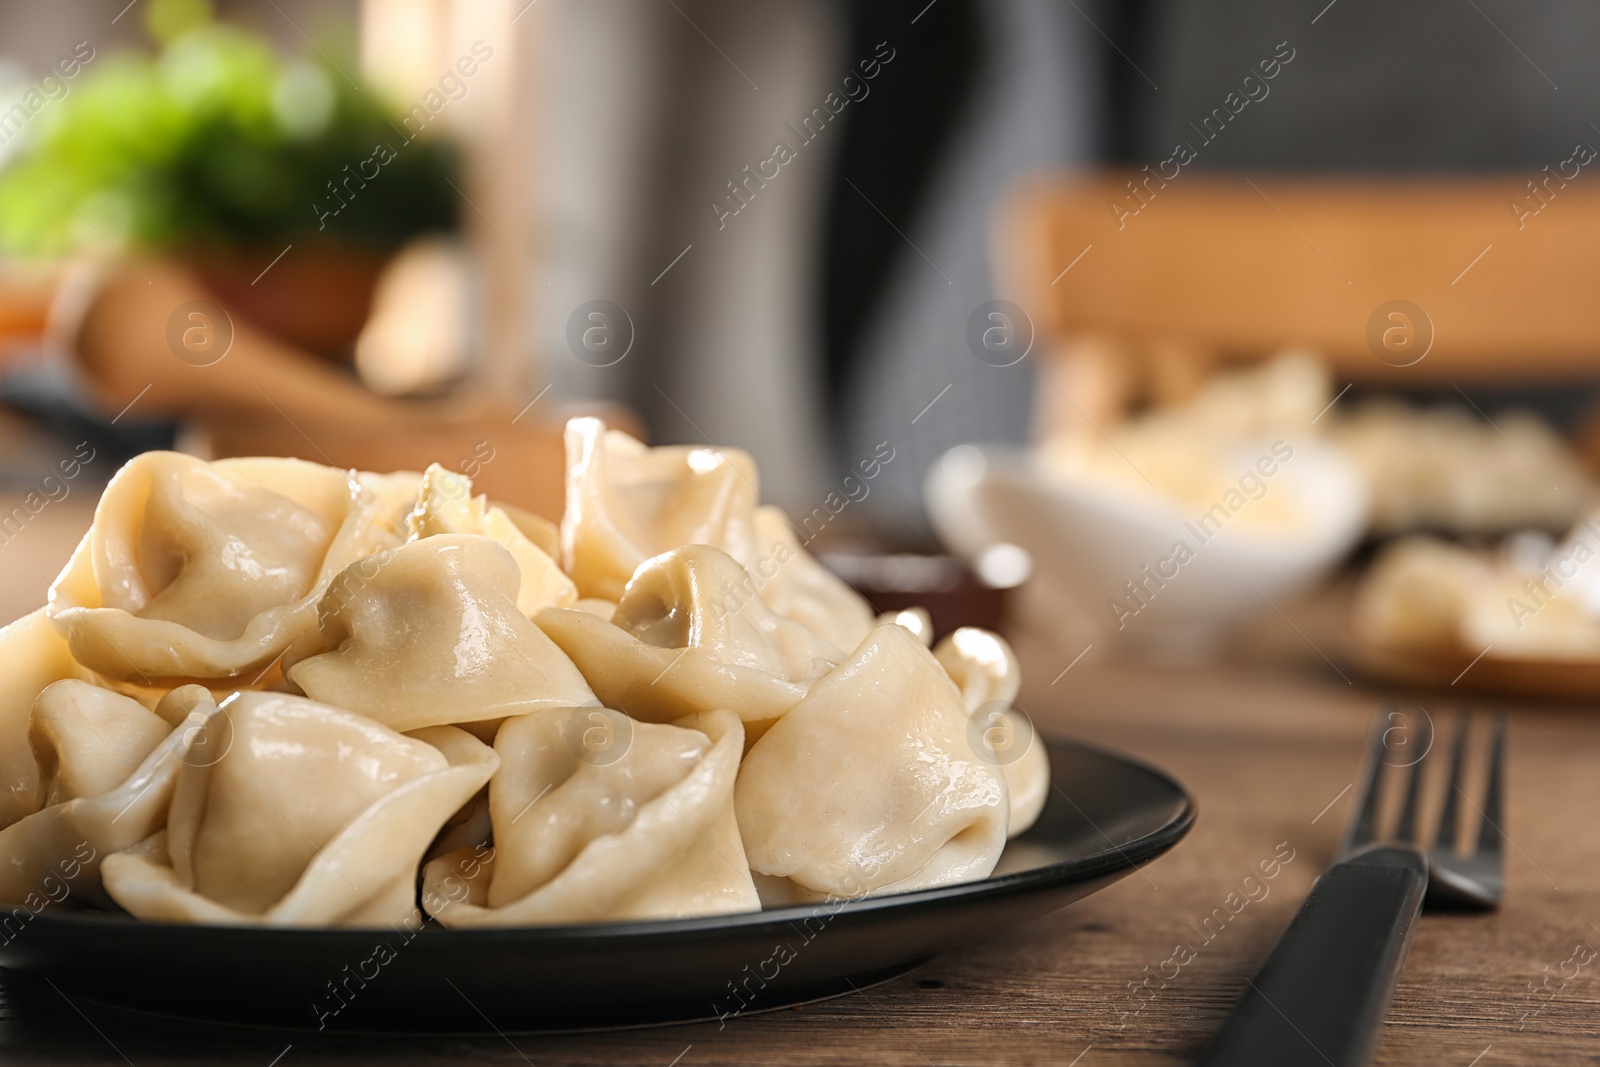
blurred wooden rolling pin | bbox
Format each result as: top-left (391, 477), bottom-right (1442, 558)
top-left (51, 258), bottom-right (636, 520)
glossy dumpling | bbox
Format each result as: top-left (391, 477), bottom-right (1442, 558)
top-left (877, 606), bottom-right (933, 646)
top-left (560, 417), bottom-right (760, 601)
top-left (421, 706), bottom-right (757, 925)
top-left (29, 680), bottom-right (172, 810)
top-left (736, 624), bottom-right (1008, 900)
top-left (0, 609), bottom-right (81, 830)
top-left (285, 535), bottom-right (595, 732)
top-left (408, 463), bottom-right (577, 617)
top-left (100, 691), bottom-right (497, 926)
top-left (750, 506), bottom-right (875, 652)
top-left (535, 546), bottom-right (840, 733)
top-left (932, 628), bottom-right (1050, 837)
top-left (0, 682), bottom-right (208, 908)
top-left (47, 452), bottom-right (395, 683)
top-left (612, 545), bottom-right (844, 680)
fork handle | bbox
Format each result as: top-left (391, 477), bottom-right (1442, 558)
top-left (1197, 845), bottom-right (1428, 1067)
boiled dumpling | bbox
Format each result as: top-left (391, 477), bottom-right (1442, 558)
top-left (408, 463), bottom-right (577, 617)
top-left (560, 417), bottom-right (760, 601)
top-left (750, 506), bottom-right (875, 652)
top-left (612, 545), bottom-right (843, 679)
top-left (47, 452), bottom-right (397, 683)
top-left (100, 691), bottom-right (497, 926)
top-left (356, 468), bottom-right (426, 548)
top-left (30, 680), bottom-right (172, 810)
top-left (876, 606), bottom-right (934, 646)
top-left (285, 535), bottom-right (595, 732)
top-left (536, 546), bottom-right (840, 736)
top-left (0, 609), bottom-right (82, 829)
top-left (421, 706), bottom-right (758, 925)
top-left (736, 624), bottom-right (1008, 901)
top-left (0, 681), bottom-right (210, 908)
top-left (933, 628), bottom-right (1051, 837)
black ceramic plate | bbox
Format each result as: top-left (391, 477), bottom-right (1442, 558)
top-left (0, 737), bottom-right (1193, 1034)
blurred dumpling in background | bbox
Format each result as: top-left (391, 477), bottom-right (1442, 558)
top-left (0, 681), bottom-right (211, 909)
top-left (285, 535), bottom-right (594, 733)
top-left (933, 628), bottom-right (1050, 837)
top-left (536, 545), bottom-right (837, 739)
top-left (421, 706), bottom-right (757, 925)
top-left (1355, 532), bottom-right (1600, 662)
top-left (1332, 401), bottom-right (1590, 536)
top-left (560, 418), bottom-right (760, 601)
top-left (1353, 537), bottom-right (1492, 657)
top-left (46, 453), bottom-right (399, 683)
top-left (101, 692), bottom-right (497, 926)
top-left (736, 624), bottom-right (1009, 903)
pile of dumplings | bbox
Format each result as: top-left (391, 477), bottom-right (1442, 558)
top-left (0, 418), bottom-right (1049, 928)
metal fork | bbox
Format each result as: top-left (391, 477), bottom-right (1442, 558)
top-left (1198, 709), bottom-right (1506, 1067)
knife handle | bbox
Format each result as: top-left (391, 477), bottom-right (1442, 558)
top-left (1197, 845), bottom-right (1428, 1067)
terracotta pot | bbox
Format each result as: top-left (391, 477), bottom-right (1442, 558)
top-left (178, 241), bottom-right (389, 361)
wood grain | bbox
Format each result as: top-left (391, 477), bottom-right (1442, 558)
top-left (3, 585), bottom-right (1597, 1064)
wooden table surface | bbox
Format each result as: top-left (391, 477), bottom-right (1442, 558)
top-left (1, 503), bottom-right (1598, 1064)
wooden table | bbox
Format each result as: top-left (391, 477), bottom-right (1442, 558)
top-left (1, 577), bottom-right (1597, 1064)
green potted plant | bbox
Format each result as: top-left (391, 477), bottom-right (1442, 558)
top-left (0, 0), bottom-right (458, 358)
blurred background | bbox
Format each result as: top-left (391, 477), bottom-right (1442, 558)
top-left (5, 0), bottom-right (1600, 694)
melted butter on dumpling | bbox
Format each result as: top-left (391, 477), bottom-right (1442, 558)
top-left (421, 706), bottom-right (758, 925)
top-left (560, 417), bottom-right (760, 601)
top-left (285, 535), bottom-right (595, 732)
top-left (932, 627), bottom-right (1051, 838)
top-left (101, 692), bottom-right (497, 926)
top-left (735, 624), bottom-right (1009, 900)
top-left (48, 453), bottom-right (396, 683)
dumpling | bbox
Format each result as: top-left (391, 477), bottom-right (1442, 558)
top-left (100, 691), bottom-right (497, 926)
top-left (47, 452), bottom-right (396, 683)
top-left (421, 706), bottom-right (758, 925)
top-left (736, 624), bottom-right (1008, 901)
top-left (560, 417), bottom-right (760, 601)
top-left (877, 606), bottom-right (934, 646)
top-left (750, 505), bottom-right (875, 652)
top-left (355, 468), bottom-right (426, 548)
top-left (612, 545), bottom-right (844, 679)
top-left (0, 609), bottom-right (82, 830)
top-left (535, 546), bottom-right (840, 736)
top-left (29, 680), bottom-right (172, 810)
top-left (285, 535), bottom-right (595, 732)
top-left (0, 681), bottom-right (210, 909)
top-left (407, 463), bottom-right (577, 617)
top-left (495, 501), bottom-right (561, 559)
top-left (932, 628), bottom-right (1051, 837)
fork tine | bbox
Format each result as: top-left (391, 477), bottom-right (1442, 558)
top-left (1434, 711), bottom-right (1469, 855)
top-left (1394, 715), bottom-right (1433, 844)
top-left (1340, 707), bottom-right (1391, 857)
top-left (1476, 713), bottom-right (1507, 858)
